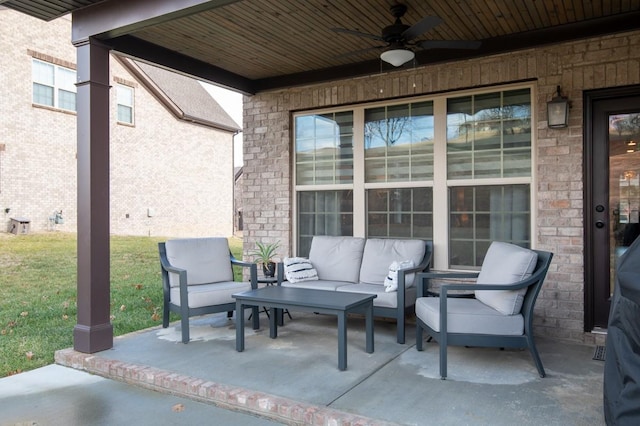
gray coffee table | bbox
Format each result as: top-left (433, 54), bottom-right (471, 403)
top-left (233, 286), bottom-right (376, 371)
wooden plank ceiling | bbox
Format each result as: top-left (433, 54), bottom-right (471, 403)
top-left (4, 0), bottom-right (640, 92)
top-left (0, 0), bottom-right (104, 21)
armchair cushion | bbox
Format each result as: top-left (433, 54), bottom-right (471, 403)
top-left (170, 281), bottom-right (251, 308)
top-left (165, 237), bottom-right (233, 286)
top-left (308, 236), bottom-right (365, 283)
top-left (359, 239), bottom-right (425, 287)
top-left (416, 297), bottom-right (524, 335)
top-left (475, 242), bottom-right (538, 315)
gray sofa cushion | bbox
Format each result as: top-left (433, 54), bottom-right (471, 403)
top-left (415, 297), bottom-right (524, 335)
top-left (165, 237), bottom-right (233, 286)
top-left (337, 283), bottom-right (417, 308)
top-left (308, 236), bottom-right (365, 283)
top-left (359, 239), bottom-right (426, 287)
top-left (475, 241), bottom-right (538, 315)
top-left (281, 279), bottom-right (351, 291)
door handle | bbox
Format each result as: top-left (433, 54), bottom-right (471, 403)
top-left (595, 220), bottom-right (605, 228)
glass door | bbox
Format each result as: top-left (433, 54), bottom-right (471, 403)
top-left (586, 89), bottom-right (640, 330)
top-left (609, 114), bottom-right (640, 289)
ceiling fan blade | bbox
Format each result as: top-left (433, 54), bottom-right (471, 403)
top-left (331, 27), bottom-right (384, 41)
top-left (418, 40), bottom-right (482, 50)
top-left (334, 45), bottom-right (385, 59)
top-left (402, 16), bottom-right (443, 41)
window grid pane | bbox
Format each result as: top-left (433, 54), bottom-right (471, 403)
top-left (297, 190), bottom-right (353, 256)
top-left (57, 68), bottom-right (76, 92)
top-left (449, 184), bottom-right (530, 268)
top-left (32, 60), bottom-right (54, 85)
top-left (58, 89), bottom-right (76, 111)
top-left (118, 105), bottom-right (133, 124)
top-left (447, 89), bottom-right (531, 180)
top-left (367, 188), bottom-right (433, 239)
top-left (295, 113), bottom-right (354, 185)
top-left (364, 101), bottom-right (434, 183)
top-left (33, 83), bottom-right (54, 106)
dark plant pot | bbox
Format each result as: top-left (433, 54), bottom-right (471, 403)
top-left (263, 262), bottom-right (276, 278)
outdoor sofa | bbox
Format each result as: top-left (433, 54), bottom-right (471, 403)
top-left (277, 236), bottom-right (433, 344)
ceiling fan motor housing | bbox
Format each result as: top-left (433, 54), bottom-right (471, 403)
top-left (390, 3), bottom-right (408, 19)
top-left (382, 23), bottom-right (410, 43)
top-left (383, 4), bottom-right (410, 43)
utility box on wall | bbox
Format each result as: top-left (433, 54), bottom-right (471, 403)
top-left (9, 218), bottom-right (30, 235)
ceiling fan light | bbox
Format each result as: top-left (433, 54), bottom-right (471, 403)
top-left (380, 48), bottom-right (414, 67)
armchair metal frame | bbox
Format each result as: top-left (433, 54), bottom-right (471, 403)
top-left (159, 242), bottom-right (259, 343)
top-left (378, 240), bottom-right (433, 344)
top-left (415, 250), bottom-right (553, 379)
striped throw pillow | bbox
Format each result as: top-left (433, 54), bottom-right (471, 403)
top-left (283, 257), bottom-right (318, 284)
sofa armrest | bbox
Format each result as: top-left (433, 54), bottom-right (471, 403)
top-left (392, 263), bottom-right (427, 306)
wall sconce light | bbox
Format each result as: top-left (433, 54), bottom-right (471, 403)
top-left (547, 85), bottom-right (570, 129)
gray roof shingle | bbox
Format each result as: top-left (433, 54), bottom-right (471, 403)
top-left (121, 58), bottom-right (241, 132)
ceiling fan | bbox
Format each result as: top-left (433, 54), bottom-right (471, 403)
top-left (332, 3), bottom-right (481, 67)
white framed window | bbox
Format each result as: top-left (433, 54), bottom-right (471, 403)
top-left (32, 59), bottom-right (76, 112)
top-left (116, 84), bottom-right (134, 124)
top-left (293, 84), bottom-right (535, 269)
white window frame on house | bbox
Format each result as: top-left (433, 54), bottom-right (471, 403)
top-left (31, 58), bottom-right (76, 112)
top-left (292, 82), bottom-right (537, 270)
top-left (116, 83), bottom-right (135, 125)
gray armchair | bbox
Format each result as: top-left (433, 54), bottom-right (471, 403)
top-left (415, 242), bottom-right (553, 379)
top-left (159, 237), bottom-right (259, 343)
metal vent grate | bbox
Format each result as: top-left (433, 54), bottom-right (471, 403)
top-left (593, 345), bottom-right (606, 361)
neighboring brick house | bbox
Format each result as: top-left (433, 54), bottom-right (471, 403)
top-left (0, 8), bottom-right (240, 237)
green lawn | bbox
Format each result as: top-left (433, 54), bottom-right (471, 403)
top-left (0, 232), bottom-right (243, 377)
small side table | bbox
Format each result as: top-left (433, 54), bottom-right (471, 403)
top-left (425, 280), bottom-right (476, 298)
top-left (257, 276), bottom-right (279, 287)
top-left (256, 275), bottom-right (292, 322)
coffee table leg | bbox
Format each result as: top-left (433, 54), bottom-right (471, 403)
top-left (269, 307), bottom-right (277, 338)
top-left (338, 312), bottom-right (347, 371)
top-left (365, 302), bottom-right (374, 353)
top-left (236, 301), bottom-right (244, 352)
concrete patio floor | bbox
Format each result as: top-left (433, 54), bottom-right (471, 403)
top-left (7, 311), bottom-right (605, 425)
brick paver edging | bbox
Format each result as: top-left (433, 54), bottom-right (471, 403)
top-left (55, 348), bottom-right (398, 426)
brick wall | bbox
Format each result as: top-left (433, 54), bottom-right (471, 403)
top-left (242, 30), bottom-right (640, 343)
top-left (0, 9), bottom-right (234, 238)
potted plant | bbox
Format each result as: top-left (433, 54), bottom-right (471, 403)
top-left (249, 241), bottom-right (280, 277)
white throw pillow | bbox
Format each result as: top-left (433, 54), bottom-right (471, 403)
top-left (283, 257), bottom-right (319, 284)
top-left (384, 260), bottom-right (414, 293)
